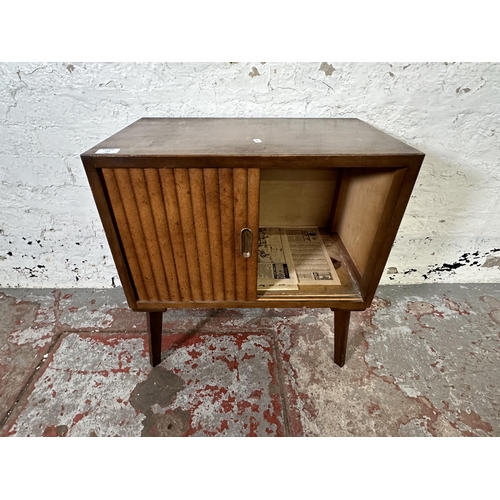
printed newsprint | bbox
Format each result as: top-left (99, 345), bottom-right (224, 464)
top-left (286, 228), bottom-right (341, 285)
top-left (258, 228), bottom-right (298, 290)
top-left (257, 227), bottom-right (341, 291)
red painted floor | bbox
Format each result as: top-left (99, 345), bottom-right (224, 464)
top-left (1, 284), bottom-right (499, 436)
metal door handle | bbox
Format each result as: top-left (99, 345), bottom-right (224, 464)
top-left (240, 228), bottom-right (252, 258)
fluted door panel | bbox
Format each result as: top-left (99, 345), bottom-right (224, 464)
top-left (102, 167), bottom-right (259, 303)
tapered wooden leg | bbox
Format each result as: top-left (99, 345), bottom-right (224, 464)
top-left (331, 309), bottom-right (351, 367)
top-left (147, 311), bottom-right (163, 367)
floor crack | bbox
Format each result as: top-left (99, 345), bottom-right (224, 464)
top-left (0, 330), bottom-right (66, 434)
top-left (271, 331), bottom-right (292, 437)
top-left (0, 290), bottom-right (66, 434)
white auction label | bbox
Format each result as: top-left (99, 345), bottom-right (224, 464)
top-left (95, 148), bottom-right (120, 154)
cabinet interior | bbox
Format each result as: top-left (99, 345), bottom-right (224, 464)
top-left (258, 167), bottom-right (400, 302)
top-left (260, 169), bottom-right (338, 227)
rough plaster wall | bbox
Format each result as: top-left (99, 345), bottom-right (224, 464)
top-left (1, 62), bottom-right (499, 288)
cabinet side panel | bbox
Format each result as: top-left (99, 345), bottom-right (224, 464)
top-left (204, 169), bottom-right (225, 301)
top-left (107, 169), bottom-right (158, 300)
top-left (129, 168), bottom-right (171, 300)
top-left (335, 169), bottom-right (396, 280)
top-left (233, 168), bottom-right (248, 301)
top-left (173, 168), bottom-right (203, 301)
top-left (247, 168), bottom-right (260, 301)
top-left (189, 168), bottom-right (215, 301)
top-left (363, 159), bottom-right (422, 304)
top-left (144, 169), bottom-right (181, 301)
top-left (159, 169), bottom-right (192, 301)
top-left (219, 169), bottom-right (236, 301)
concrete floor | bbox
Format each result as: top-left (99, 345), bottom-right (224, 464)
top-left (1, 283), bottom-right (499, 437)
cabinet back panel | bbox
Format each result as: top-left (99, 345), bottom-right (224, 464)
top-left (259, 169), bottom-right (338, 227)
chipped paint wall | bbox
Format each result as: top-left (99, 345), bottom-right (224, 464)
top-left (1, 62), bottom-right (499, 288)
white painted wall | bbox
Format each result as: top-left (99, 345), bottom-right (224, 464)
top-left (1, 62), bottom-right (499, 288)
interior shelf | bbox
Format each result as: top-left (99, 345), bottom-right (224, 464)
top-left (256, 230), bottom-right (362, 302)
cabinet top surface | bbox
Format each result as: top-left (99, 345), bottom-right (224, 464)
top-left (82, 118), bottom-right (423, 158)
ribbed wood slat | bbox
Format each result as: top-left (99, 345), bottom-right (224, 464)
top-left (189, 168), bottom-right (214, 301)
top-left (102, 169), bottom-right (148, 301)
top-left (104, 166), bottom-right (256, 304)
top-left (159, 168), bottom-right (192, 301)
top-left (204, 169), bottom-right (225, 301)
top-left (129, 168), bottom-right (170, 300)
top-left (174, 168), bottom-right (203, 301)
top-left (219, 169), bottom-right (236, 300)
top-left (233, 168), bottom-right (248, 301)
top-left (246, 168), bottom-right (260, 301)
top-left (144, 168), bottom-right (181, 301)
top-left (113, 168), bottom-right (159, 300)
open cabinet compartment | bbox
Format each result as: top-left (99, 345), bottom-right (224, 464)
top-left (257, 166), bottom-right (407, 305)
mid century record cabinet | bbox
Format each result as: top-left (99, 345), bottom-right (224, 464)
top-left (81, 118), bottom-right (424, 367)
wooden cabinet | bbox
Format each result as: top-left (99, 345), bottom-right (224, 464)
top-left (81, 118), bottom-right (424, 367)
